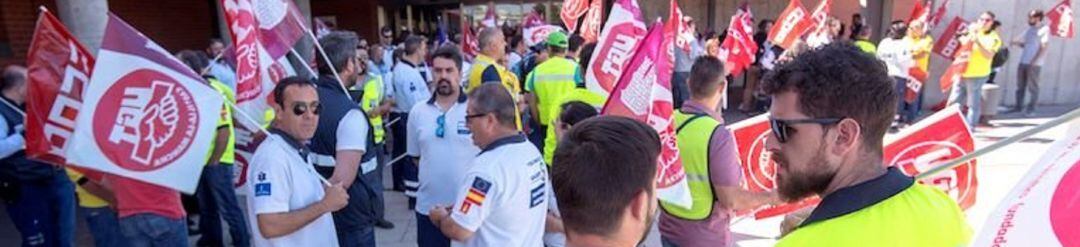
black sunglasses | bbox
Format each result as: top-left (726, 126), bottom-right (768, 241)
top-left (291, 102), bottom-right (321, 116)
top-left (465, 112), bottom-right (488, 121)
top-left (769, 117), bottom-right (843, 143)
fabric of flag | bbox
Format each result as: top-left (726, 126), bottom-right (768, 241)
top-left (585, 0), bottom-right (647, 97)
top-left (522, 10), bottom-right (546, 28)
top-left (905, 67), bottom-right (926, 103)
top-left (932, 17), bottom-right (970, 60)
top-left (459, 177), bottom-right (492, 214)
top-left (65, 14), bottom-right (225, 194)
top-left (25, 10), bottom-right (96, 166)
top-left (524, 25), bottom-right (565, 47)
top-left (767, 0), bottom-right (811, 49)
top-left (804, 0), bottom-right (832, 47)
top-left (908, 0), bottom-right (929, 24)
top-left (314, 17), bottom-right (331, 38)
top-left (666, 0), bottom-right (694, 53)
top-left (972, 118), bottom-right (1080, 246)
top-left (461, 22), bottom-right (479, 60)
top-left (561, 0), bottom-right (589, 33)
top-left (221, 0), bottom-right (263, 105)
top-left (602, 21), bottom-right (692, 208)
top-left (580, 0), bottom-right (605, 43)
top-left (939, 41), bottom-right (971, 93)
top-left (252, 0), bottom-right (307, 60)
top-left (482, 2), bottom-right (498, 28)
top-left (1048, 0), bottom-right (1075, 38)
top-left (719, 4), bottom-right (757, 77)
top-left (928, 0), bottom-right (950, 29)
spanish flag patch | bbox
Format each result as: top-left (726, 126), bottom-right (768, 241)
top-left (459, 177), bottom-right (492, 214)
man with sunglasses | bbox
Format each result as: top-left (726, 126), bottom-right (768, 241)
top-left (659, 57), bottom-right (779, 247)
top-left (246, 77), bottom-right (348, 247)
top-left (762, 43), bottom-right (971, 246)
top-left (428, 82), bottom-right (549, 247)
top-left (310, 31), bottom-right (380, 247)
top-left (406, 46), bottom-right (480, 247)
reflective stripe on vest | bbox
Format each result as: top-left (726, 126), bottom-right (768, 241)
top-left (532, 58), bottom-right (579, 126)
top-left (660, 111), bottom-right (721, 220)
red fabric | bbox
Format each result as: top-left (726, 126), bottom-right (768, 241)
top-left (807, 0), bottom-right (832, 36)
top-left (666, 0), bottom-right (694, 53)
top-left (908, 0), bottom-right (929, 24)
top-left (25, 10), bottom-right (95, 166)
top-left (482, 2), bottom-right (498, 28)
top-left (928, 0), bottom-right (951, 29)
top-left (905, 67), bottom-right (926, 103)
top-left (767, 0), bottom-right (811, 49)
top-left (220, 0), bottom-right (263, 103)
top-left (1048, 0), bottom-right (1075, 38)
top-left (932, 17), bottom-right (970, 60)
top-left (720, 4), bottom-right (757, 77)
top-left (580, 0), bottom-right (605, 43)
top-left (256, 0), bottom-right (307, 60)
top-left (939, 41), bottom-right (972, 93)
top-left (560, 0), bottom-right (589, 33)
top-left (461, 23), bottom-right (479, 60)
top-left (111, 174), bottom-right (185, 219)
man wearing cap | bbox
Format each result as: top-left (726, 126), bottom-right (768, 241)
top-left (524, 31), bottom-right (578, 155)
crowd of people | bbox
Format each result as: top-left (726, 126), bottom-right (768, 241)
top-left (0, 4), bottom-right (1056, 247)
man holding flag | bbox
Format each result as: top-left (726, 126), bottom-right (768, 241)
top-left (762, 43), bottom-right (971, 246)
top-left (901, 19), bottom-right (933, 124)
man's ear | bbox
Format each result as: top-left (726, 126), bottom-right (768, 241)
top-left (628, 189), bottom-right (650, 223)
top-left (830, 118), bottom-right (861, 156)
top-left (271, 102), bottom-right (284, 121)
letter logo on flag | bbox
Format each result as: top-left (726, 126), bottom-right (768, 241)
top-left (1049, 0), bottom-right (1075, 38)
top-left (719, 4), bottom-right (757, 77)
top-left (973, 118), bottom-right (1080, 246)
top-left (66, 14), bottom-right (225, 193)
top-left (561, 0), bottom-right (589, 33)
top-left (667, 0), bottom-right (694, 52)
top-left (26, 10), bottom-right (95, 165)
top-left (602, 21), bottom-right (692, 208)
top-left (768, 0), bottom-right (811, 49)
top-left (580, 0), bottom-right (605, 43)
top-left (933, 17), bottom-right (970, 59)
top-left (586, 0), bottom-right (647, 97)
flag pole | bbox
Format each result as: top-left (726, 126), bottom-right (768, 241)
top-left (290, 13), bottom-right (351, 96)
top-left (916, 107), bottom-right (1080, 180)
top-left (288, 48), bottom-right (319, 80)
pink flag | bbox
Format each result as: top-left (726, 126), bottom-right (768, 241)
top-left (25, 10), bottom-right (95, 165)
top-left (667, 0), bottom-right (695, 53)
top-left (65, 14), bottom-right (225, 193)
top-left (561, 0), bottom-right (589, 33)
top-left (602, 21), bottom-right (692, 208)
top-left (719, 3), bottom-right (757, 77)
top-left (524, 25), bottom-right (564, 47)
top-left (483, 2), bottom-right (498, 28)
top-left (1048, 0), bottom-right (1075, 38)
top-left (580, 0), bottom-right (605, 43)
top-left (523, 9), bottom-right (546, 28)
top-left (768, 0), bottom-right (812, 49)
top-left (252, 0), bottom-right (307, 60)
top-left (585, 0), bottom-right (647, 97)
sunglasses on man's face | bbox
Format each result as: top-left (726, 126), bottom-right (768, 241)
top-left (290, 102), bottom-right (321, 116)
top-left (768, 117), bottom-right (843, 143)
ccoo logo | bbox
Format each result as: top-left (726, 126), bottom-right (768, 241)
top-left (93, 69), bottom-right (199, 171)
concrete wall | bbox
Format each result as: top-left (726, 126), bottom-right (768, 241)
top-left (637, 0), bottom-right (1080, 106)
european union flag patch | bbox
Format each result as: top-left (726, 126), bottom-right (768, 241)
top-left (255, 183), bottom-right (271, 196)
top-left (460, 177), bottom-right (492, 214)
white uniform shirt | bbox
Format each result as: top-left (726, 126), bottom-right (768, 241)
top-left (246, 133), bottom-right (339, 247)
top-left (449, 135), bottom-right (548, 247)
top-left (877, 37), bottom-right (914, 78)
top-left (407, 95), bottom-right (480, 215)
top-left (309, 109), bottom-right (376, 174)
top-left (392, 60), bottom-right (431, 113)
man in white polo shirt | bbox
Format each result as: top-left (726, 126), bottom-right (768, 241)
top-left (428, 83), bottom-right (548, 247)
top-left (247, 77), bottom-right (349, 247)
top-left (407, 45), bottom-right (481, 247)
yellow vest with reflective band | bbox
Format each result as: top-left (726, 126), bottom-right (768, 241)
top-left (529, 57), bottom-right (579, 127)
top-left (659, 110), bottom-right (719, 220)
top-left (777, 183), bottom-right (972, 247)
top-left (467, 54), bottom-right (521, 95)
top-left (207, 78), bottom-right (236, 165)
top-left (360, 74), bottom-right (386, 143)
top-left (542, 88), bottom-right (606, 165)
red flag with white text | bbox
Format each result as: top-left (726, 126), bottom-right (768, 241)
top-left (731, 106), bottom-right (979, 219)
top-left (667, 0), bottom-right (694, 52)
top-left (602, 21), bottom-right (692, 208)
top-left (1048, 0), bottom-right (1075, 38)
top-left (585, 0), bottom-right (647, 97)
top-left (973, 119), bottom-right (1080, 246)
top-left (719, 3), bottom-right (757, 77)
top-left (908, 0), bottom-right (929, 24)
top-left (561, 0), bottom-right (589, 33)
top-left (65, 14), bottom-right (225, 193)
top-left (252, 0), bottom-right (307, 59)
top-left (767, 0), bottom-right (812, 49)
top-left (25, 10), bottom-right (95, 165)
top-left (932, 17), bottom-right (970, 60)
top-left (580, 0), bottom-right (605, 43)
top-left (461, 22), bottom-right (480, 59)
top-left (939, 42), bottom-right (971, 93)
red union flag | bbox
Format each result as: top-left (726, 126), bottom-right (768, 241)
top-left (602, 21), bottom-right (691, 208)
top-left (973, 119), bottom-right (1080, 246)
top-left (561, 0), bottom-right (589, 33)
top-left (731, 106), bottom-right (979, 219)
top-left (221, 0), bottom-right (263, 104)
top-left (905, 67), bottom-right (927, 103)
top-left (933, 17), bottom-right (970, 59)
top-left (461, 23), bottom-right (480, 59)
top-left (719, 4), bottom-right (757, 77)
top-left (580, 0), bottom-right (605, 43)
top-left (768, 0), bottom-right (811, 49)
top-left (524, 25), bottom-right (564, 47)
top-left (65, 14), bottom-right (224, 193)
top-left (1048, 0), bottom-right (1075, 38)
top-left (25, 10), bottom-right (95, 165)
top-left (666, 0), bottom-right (694, 52)
top-left (252, 0), bottom-right (307, 59)
top-left (586, 0), bottom-right (647, 97)
top-left (908, 0), bottom-right (929, 24)
top-left (939, 41), bottom-right (972, 93)
top-left (928, 0), bottom-right (950, 29)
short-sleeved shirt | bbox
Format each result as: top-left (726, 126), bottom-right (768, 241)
top-left (449, 134), bottom-right (547, 247)
top-left (392, 60), bottom-right (431, 113)
top-left (904, 35), bottom-right (934, 71)
top-left (309, 109), bottom-right (374, 174)
top-left (963, 31), bottom-right (1002, 78)
top-left (1019, 24), bottom-right (1050, 66)
top-left (659, 101), bottom-right (744, 247)
top-left (109, 174), bottom-right (185, 220)
top-left (247, 131), bottom-right (339, 247)
top-left (407, 93), bottom-right (481, 215)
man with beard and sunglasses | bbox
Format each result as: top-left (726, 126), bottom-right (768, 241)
top-left (552, 116), bottom-right (661, 247)
top-left (247, 77), bottom-right (348, 246)
top-left (406, 46), bottom-right (481, 247)
top-left (762, 43), bottom-right (972, 246)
